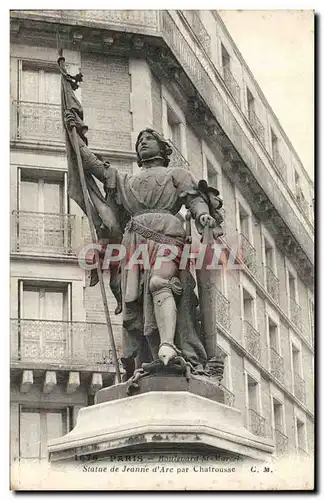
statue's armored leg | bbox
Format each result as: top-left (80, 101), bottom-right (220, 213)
top-left (149, 275), bottom-right (178, 366)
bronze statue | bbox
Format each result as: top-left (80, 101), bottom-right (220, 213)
top-left (64, 110), bottom-right (224, 386)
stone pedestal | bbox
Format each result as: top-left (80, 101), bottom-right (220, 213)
top-left (48, 376), bottom-right (274, 463)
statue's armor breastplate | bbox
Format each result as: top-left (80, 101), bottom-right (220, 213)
top-left (128, 168), bottom-right (178, 212)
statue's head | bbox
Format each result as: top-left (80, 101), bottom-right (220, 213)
top-left (135, 128), bottom-right (172, 167)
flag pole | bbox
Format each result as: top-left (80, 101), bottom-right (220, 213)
top-left (58, 52), bottom-right (121, 383)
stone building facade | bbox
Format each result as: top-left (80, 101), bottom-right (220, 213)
top-left (9, 10), bottom-right (314, 465)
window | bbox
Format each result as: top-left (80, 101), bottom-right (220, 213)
top-left (288, 272), bottom-right (297, 301)
top-left (296, 418), bottom-right (307, 454)
top-left (292, 344), bottom-right (301, 376)
top-left (246, 87), bottom-right (255, 119)
top-left (271, 129), bottom-right (279, 158)
top-left (166, 106), bottom-right (181, 152)
top-left (247, 375), bottom-right (258, 412)
top-left (21, 282), bottom-right (69, 321)
top-left (268, 316), bottom-right (284, 382)
top-left (16, 168), bottom-right (72, 254)
top-left (217, 346), bottom-right (234, 406)
top-left (18, 281), bottom-right (71, 362)
top-left (273, 398), bottom-right (284, 431)
top-left (239, 204), bottom-right (250, 241)
top-left (247, 374), bottom-right (265, 436)
top-left (238, 201), bottom-right (256, 273)
top-left (221, 43), bottom-right (230, 70)
top-left (207, 159), bottom-right (218, 189)
top-left (243, 289), bottom-right (260, 360)
top-left (264, 239), bottom-right (274, 270)
top-left (264, 237), bottom-right (279, 302)
top-left (309, 299), bottom-right (314, 342)
top-left (15, 60), bottom-right (63, 143)
top-left (20, 169), bottom-right (66, 214)
top-left (219, 348), bottom-right (229, 388)
top-left (287, 271), bottom-right (302, 327)
top-left (291, 343), bottom-right (305, 402)
top-left (19, 61), bottom-right (61, 105)
top-left (268, 318), bottom-right (278, 352)
top-left (19, 407), bottom-right (70, 463)
top-left (243, 288), bottom-right (254, 325)
top-left (294, 170), bottom-right (301, 193)
top-left (272, 398), bottom-right (288, 455)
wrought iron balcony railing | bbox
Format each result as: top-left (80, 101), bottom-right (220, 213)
top-left (294, 372), bottom-right (306, 404)
top-left (240, 233), bottom-right (257, 276)
top-left (265, 266), bottom-right (279, 303)
top-left (216, 287), bottom-right (230, 332)
top-left (11, 211), bottom-right (76, 256)
top-left (244, 320), bottom-right (261, 361)
top-left (274, 427), bottom-right (289, 456)
top-left (10, 318), bottom-right (121, 367)
top-left (11, 9), bottom-right (159, 30)
top-left (183, 10), bottom-right (211, 56)
top-left (223, 67), bottom-right (241, 108)
top-left (248, 109), bottom-right (265, 146)
top-left (219, 383), bottom-right (235, 407)
top-left (249, 408), bottom-right (266, 437)
top-left (289, 296), bottom-right (303, 332)
top-left (270, 347), bottom-right (284, 383)
top-left (11, 101), bottom-right (64, 144)
top-left (273, 151), bottom-right (288, 182)
top-left (168, 140), bottom-right (190, 170)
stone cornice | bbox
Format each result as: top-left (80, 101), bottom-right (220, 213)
top-left (10, 140), bottom-right (136, 162)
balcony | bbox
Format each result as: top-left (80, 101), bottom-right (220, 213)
top-left (270, 347), bottom-right (284, 383)
top-left (11, 101), bottom-right (63, 144)
top-left (294, 372), bottom-right (306, 404)
top-left (244, 320), bottom-right (261, 361)
top-left (11, 10), bottom-right (159, 34)
top-left (248, 109), bottom-right (265, 146)
top-left (216, 287), bottom-right (230, 332)
top-left (11, 211), bottom-right (76, 256)
top-left (240, 233), bottom-right (257, 276)
top-left (168, 140), bottom-right (190, 170)
top-left (223, 67), bottom-right (241, 108)
top-left (219, 384), bottom-right (235, 407)
top-left (274, 427), bottom-right (289, 456)
top-left (249, 408), bottom-right (266, 437)
top-left (11, 318), bottom-right (121, 368)
top-left (289, 296), bottom-right (303, 332)
top-left (183, 10), bottom-right (211, 56)
top-left (265, 266), bottom-right (279, 303)
top-left (273, 151), bottom-right (288, 182)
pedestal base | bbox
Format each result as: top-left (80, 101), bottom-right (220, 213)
top-left (48, 381), bottom-right (274, 463)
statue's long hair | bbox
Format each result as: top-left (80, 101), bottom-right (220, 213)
top-left (135, 128), bottom-right (172, 167)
